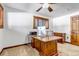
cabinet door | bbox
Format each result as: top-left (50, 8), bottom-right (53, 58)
top-left (71, 33), bottom-right (77, 44)
top-left (76, 34), bottom-right (79, 45)
top-left (77, 19), bottom-right (79, 32)
top-left (34, 39), bottom-right (41, 51)
top-left (71, 16), bottom-right (79, 45)
top-left (76, 20), bottom-right (79, 33)
top-left (72, 21), bottom-right (77, 32)
top-left (31, 38), bottom-right (35, 48)
top-left (41, 41), bottom-right (57, 56)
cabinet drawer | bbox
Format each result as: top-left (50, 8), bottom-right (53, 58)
top-left (40, 41), bottom-right (57, 56)
top-left (34, 39), bottom-right (41, 51)
top-left (40, 49), bottom-right (57, 56)
top-left (41, 41), bottom-right (57, 50)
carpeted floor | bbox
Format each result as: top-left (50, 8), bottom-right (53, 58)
top-left (58, 43), bottom-right (79, 56)
top-left (0, 43), bottom-right (79, 56)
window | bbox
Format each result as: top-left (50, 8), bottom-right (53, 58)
top-left (33, 16), bottom-right (49, 29)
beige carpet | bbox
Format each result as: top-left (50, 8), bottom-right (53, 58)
top-left (58, 43), bottom-right (79, 56)
top-left (0, 43), bottom-right (79, 56)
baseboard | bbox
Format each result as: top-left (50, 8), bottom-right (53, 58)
top-left (0, 43), bottom-right (31, 54)
top-left (4, 43), bottom-right (31, 50)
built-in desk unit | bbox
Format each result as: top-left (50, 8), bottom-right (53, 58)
top-left (31, 36), bottom-right (62, 56)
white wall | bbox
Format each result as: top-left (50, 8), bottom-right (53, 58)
top-left (3, 12), bottom-right (51, 48)
top-left (2, 29), bottom-right (26, 48)
top-left (7, 13), bottom-right (50, 34)
top-left (7, 13), bottom-right (33, 34)
top-left (0, 6), bottom-right (29, 48)
top-left (53, 15), bottom-right (70, 42)
top-left (52, 11), bottom-right (79, 42)
top-left (0, 29), bottom-right (3, 51)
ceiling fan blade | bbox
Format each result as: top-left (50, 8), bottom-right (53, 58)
top-left (48, 6), bottom-right (53, 12)
top-left (36, 7), bottom-right (42, 12)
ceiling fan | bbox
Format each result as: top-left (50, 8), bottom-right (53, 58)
top-left (36, 3), bottom-right (54, 12)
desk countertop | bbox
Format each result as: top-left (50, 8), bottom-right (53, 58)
top-left (32, 36), bottom-right (63, 42)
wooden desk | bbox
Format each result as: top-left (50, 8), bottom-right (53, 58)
top-left (31, 36), bottom-right (62, 56)
top-left (54, 32), bottom-right (65, 43)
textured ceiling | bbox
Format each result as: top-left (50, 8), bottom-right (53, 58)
top-left (3, 3), bottom-right (79, 18)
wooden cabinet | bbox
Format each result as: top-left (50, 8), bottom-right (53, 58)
top-left (31, 36), bottom-right (58, 56)
top-left (71, 15), bottom-right (79, 45)
top-left (40, 41), bottom-right (57, 56)
top-left (0, 4), bottom-right (3, 28)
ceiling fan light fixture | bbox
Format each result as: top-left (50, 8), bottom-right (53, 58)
top-left (36, 3), bottom-right (53, 12)
top-left (48, 6), bottom-right (53, 12)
